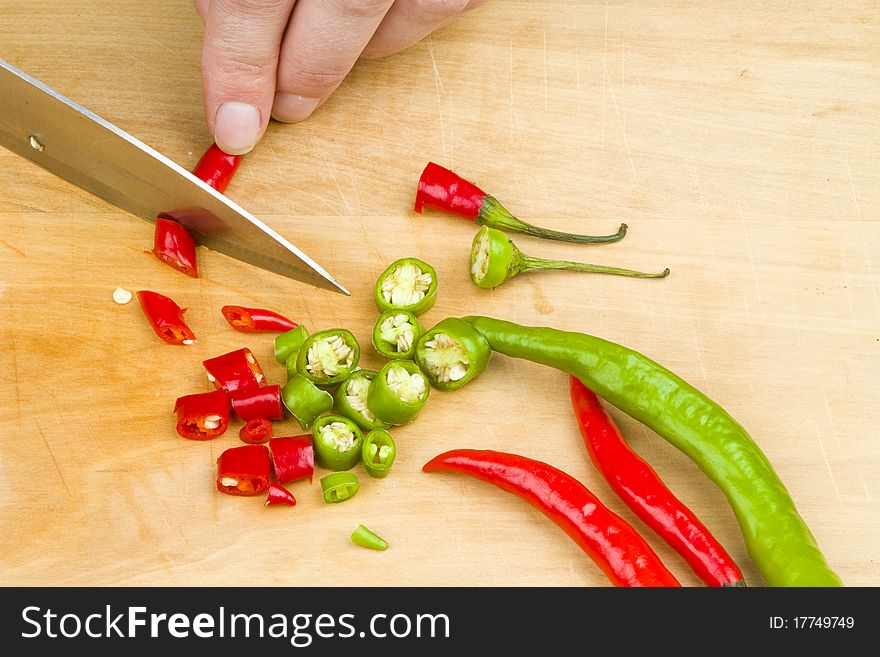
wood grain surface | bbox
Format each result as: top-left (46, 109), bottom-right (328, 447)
top-left (1, 0), bottom-right (877, 586)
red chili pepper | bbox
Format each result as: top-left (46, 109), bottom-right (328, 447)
top-left (151, 218), bottom-right (198, 278)
top-left (193, 143), bottom-right (242, 194)
top-left (569, 376), bottom-right (745, 587)
top-left (136, 290), bottom-right (196, 345)
top-left (269, 436), bottom-right (315, 484)
top-left (216, 445), bottom-right (271, 496)
top-left (231, 384), bottom-right (284, 421)
top-left (221, 305), bottom-right (298, 333)
top-left (239, 418), bottom-right (274, 445)
top-left (265, 483), bottom-right (297, 507)
top-left (203, 347), bottom-right (265, 395)
top-left (173, 389), bottom-right (230, 440)
top-left (423, 449), bottom-right (680, 587)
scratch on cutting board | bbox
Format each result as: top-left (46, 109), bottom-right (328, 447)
top-left (602, 34), bottom-right (636, 182)
top-left (736, 197), bottom-right (766, 323)
top-left (426, 36), bottom-right (448, 164)
top-left (822, 394), bottom-right (873, 501)
top-left (0, 239), bottom-right (27, 258)
top-left (601, 6), bottom-right (608, 140)
top-left (814, 427), bottom-right (841, 504)
top-left (508, 36), bottom-right (520, 146)
top-left (845, 156), bottom-right (880, 319)
top-left (542, 27), bottom-right (549, 117)
top-left (318, 152), bottom-right (351, 213)
top-left (36, 422), bottom-right (73, 498)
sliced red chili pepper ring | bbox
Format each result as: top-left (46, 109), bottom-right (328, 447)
top-left (174, 389), bottom-right (230, 440)
top-left (152, 218), bottom-right (198, 277)
top-left (203, 347), bottom-right (265, 395)
top-left (193, 143), bottom-right (242, 194)
top-left (269, 436), bottom-right (315, 484)
top-left (413, 162), bottom-right (627, 244)
top-left (265, 483), bottom-right (297, 507)
top-left (216, 444), bottom-right (271, 496)
top-left (221, 305), bottom-right (299, 333)
top-left (240, 417), bottom-right (273, 444)
top-left (231, 384), bottom-right (284, 421)
top-left (136, 290), bottom-right (197, 345)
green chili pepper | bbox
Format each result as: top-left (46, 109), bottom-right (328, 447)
top-left (372, 309), bottom-right (422, 360)
top-left (294, 328), bottom-right (360, 388)
top-left (333, 370), bottom-right (391, 432)
top-left (414, 317), bottom-right (492, 391)
top-left (463, 315), bottom-right (843, 587)
top-left (274, 325), bottom-right (309, 365)
top-left (375, 257), bottom-right (438, 316)
top-left (367, 360), bottom-right (430, 425)
top-left (312, 414), bottom-right (364, 471)
top-left (351, 524), bottom-right (388, 550)
top-left (361, 429), bottom-right (397, 478)
top-left (469, 226), bottom-right (670, 289)
top-left (281, 374), bottom-right (333, 430)
top-left (320, 472), bottom-right (360, 504)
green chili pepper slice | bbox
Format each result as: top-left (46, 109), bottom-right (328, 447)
top-left (320, 472), bottom-right (360, 504)
top-left (333, 370), bottom-right (390, 432)
top-left (351, 524), bottom-right (388, 550)
top-left (312, 414), bottom-right (364, 471)
top-left (375, 257), bottom-right (438, 316)
top-left (294, 328), bottom-right (361, 388)
top-left (362, 429), bottom-right (397, 479)
top-left (367, 360), bottom-right (430, 426)
top-left (372, 309), bottom-right (422, 360)
top-left (281, 374), bottom-right (334, 430)
top-left (275, 325), bottom-right (309, 365)
top-left (470, 226), bottom-right (670, 289)
top-left (415, 317), bottom-right (491, 391)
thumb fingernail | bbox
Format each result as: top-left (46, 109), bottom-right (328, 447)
top-left (271, 92), bottom-right (320, 123)
top-left (214, 102), bottom-right (261, 155)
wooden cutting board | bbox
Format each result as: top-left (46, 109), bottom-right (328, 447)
top-left (1, 0), bottom-right (877, 586)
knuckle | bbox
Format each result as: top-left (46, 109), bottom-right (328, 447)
top-left (281, 59), bottom-right (348, 91)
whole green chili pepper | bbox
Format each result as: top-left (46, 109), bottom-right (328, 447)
top-left (333, 370), bottom-right (390, 432)
top-left (372, 309), bottom-right (422, 360)
top-left (375, 257), bottom-right (438, 316)
top-left (367, 360), bottom-right (430, 425)
top-left (463, 315), bottom-right (842, 587)
top-left (281, 374), bottom-right (333, 430)
top-left (470, 226), bottom-right (669, 289)
top-left (275, 325), bottom-right (309, 365)
top-left (312, 414), bottom-right (364, 471)
top-left (362, 429), bottom-right (397, 478)
top-left (321, 472), bottom-right (360, 504)
top-left (414, 317), bottom-right (492, 391)
top-left (294, 328), bottom-right (360, 388)
top-left (351, 524), bottom-right (389, 550)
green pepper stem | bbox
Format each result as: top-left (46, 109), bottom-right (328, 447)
top-left (517, 253), bottom-right (670, 279)
top-left (478, 196), bottom-right (627, 244)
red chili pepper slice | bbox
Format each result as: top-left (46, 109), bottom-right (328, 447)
top-left (569, 376), bottom-right (745, 587)
top-left (423, 449), bottom-right (681, 587)
top-left (413, 161), bottom-right (486, 218)
top-left (203, 347), bottom-right (265, 395)
top-left (265, 483), bottom-right (297, 507)
top-left (269, 436), bottom-right (315, 484)
top-left (216, 445), bottom-right (271, 496)
top-left (221, 305), bottom-right (299, 333)
top-left (174, 389), bottom-right (230, 440)
top-left (193, 144), bottom-right (242, 194)
top-left (231, 384), bottom-right (284, 421)
top-left (151, 218), bottom-right (198, 278)
top-left (136, 290), bottom-right (196, 345)
top-left (239, 418), bottom-right (274, 445)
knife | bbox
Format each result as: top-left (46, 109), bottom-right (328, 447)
top-left (0, 58), bottom-right (348, 295)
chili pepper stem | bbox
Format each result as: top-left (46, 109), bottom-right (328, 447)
top-left (516, 252), bottom-right (670, 279)
top-left (479, 196), bottom-right (627, 244)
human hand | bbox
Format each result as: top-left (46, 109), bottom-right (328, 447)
top-left (195, 0), bottom-right (486, 155)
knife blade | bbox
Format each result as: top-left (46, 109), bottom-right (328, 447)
top-left (0, 58), bottom-right (348, 295)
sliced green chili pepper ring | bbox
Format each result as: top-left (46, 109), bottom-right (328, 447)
top-left (333, 370), bottom-right (390, 432)
top-left (312, 414), bottom-right (364, 471)
top-left (375, 257), bottom-right (438, 316)
top-left (275, 325), bottom-right (309, 365)
top-left (415, 317), bottom-right (492, 391)
top-left (294, 328), bottom-right (361, 388)
top-left (281, 375), bottom-right (334, 430)
top-left (362, 429), bottom-right (397, 479)
top-left (470, 226), bottom-right (513, 289)
top-left (351, 524), bottom-right (389, 550)
top-left (321, 472), bottom-right (360, 504)
top-left (372, 309), bottom-right (422, 359)
top-left (367, 360), bottom-right (430, 426)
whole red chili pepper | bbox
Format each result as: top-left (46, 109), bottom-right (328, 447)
top-left (221, 305), bottom-right (298, 333)
top-left (569, 377), bottom-right (745, 587)
top-left (423, 449), bottom-right (680, 587)
top-left (269, 436), bottom-right (315, 484)
top-left (413, 162), bottom-right (626, 244)
top-left (216, 444), bottom-right (271, 496)
top-left (240, 417), bottom-right (274, 444)
top-left (173, 389), bottom-right (229, 440)
top-left (203, 347), bottom-right (265, 395)
top-left (136, 290), bottom-right (196, 345)
top-left (265, 483), bottom-right (297, 507)
top-left (152, 218), bottom-right (198, 278)
top-left (192, 143), bottom-right (242, 194)
top-left (231, 384), bottom-right (284, 421)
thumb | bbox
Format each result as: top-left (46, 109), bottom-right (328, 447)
top-left (200, 0), bottom-right (295, 155)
